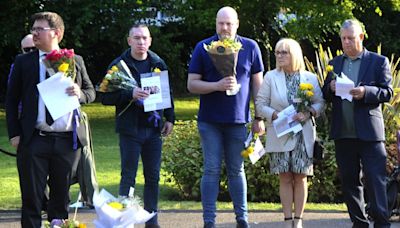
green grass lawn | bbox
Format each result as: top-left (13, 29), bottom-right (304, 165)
top-left (0, 97), bottom-right (345, 211)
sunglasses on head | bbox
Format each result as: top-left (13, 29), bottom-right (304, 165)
top-left (22, 46), bottom-right (36, 53)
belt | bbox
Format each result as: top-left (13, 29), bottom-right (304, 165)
top-left (36, 130), bottom-right (72, 138)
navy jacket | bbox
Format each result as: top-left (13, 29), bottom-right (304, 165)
top-left (101, 49), bottom-right (175, 136)
top-left (322, 49), bottom-right (393, 141)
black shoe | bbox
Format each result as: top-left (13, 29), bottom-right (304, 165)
top-left (204, 222), bottom-right (215, 228)
top-left (237, 220), bottom-right (250, 228)
top-left (145, 224), bottom-right (160, 228)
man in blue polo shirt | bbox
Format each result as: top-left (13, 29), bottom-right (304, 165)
top-left (187, 6), bottom-right (265, 228)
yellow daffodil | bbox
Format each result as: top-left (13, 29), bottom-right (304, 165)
top-left (58, 63), bottom-right (69, 72)
top-left (306, 91), bottom-right (314, 97)
top-left (326, 65), bottom-right (334, 72)
top-left (153, 67), bottom-right (161, 73)
top-left (78, 223), bottom-right (87, 228)
top-left (111, 66), bottom-right (119, 72)
top-left (108, 201), bottom-right (123, 210)
top-left (306, 83), bottom-right (314, 90)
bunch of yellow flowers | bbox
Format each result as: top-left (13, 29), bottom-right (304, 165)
top-left (296, 83), bottom-right (314, 112)
top-left (241, 133), bottom-right (259, 158)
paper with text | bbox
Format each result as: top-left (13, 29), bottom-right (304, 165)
top-left (37, 72), bottom-right (80, 120)
top-left (140, 71), bottom-right (172, 112)
top-left (273, 105), bottom-right (302, 138)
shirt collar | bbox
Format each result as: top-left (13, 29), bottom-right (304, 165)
top-left (344, 48), bottom-right (364, 60)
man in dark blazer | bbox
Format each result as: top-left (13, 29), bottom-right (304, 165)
top-left (323, 19), bottom-right (393, 228)
top-left (6, 12), bottom-right (95, 228)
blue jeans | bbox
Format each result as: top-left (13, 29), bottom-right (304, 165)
top-left (198, 121), bottom-right (248, 224)
top-left (119, 127), bottom-right (162, 225)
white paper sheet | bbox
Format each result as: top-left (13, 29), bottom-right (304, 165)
top-left (244, 132), bottom-right (266, 164)
top-left (335, 72), bottom-right (354, 102)
top-left (140, 71), bottom-right (172, 112)
top-left (248, 137), bottom-right (266, 164)
top-left (273, 105), bottom-right (302, 138)
top-left (36, 72), bottom-right (80, 120)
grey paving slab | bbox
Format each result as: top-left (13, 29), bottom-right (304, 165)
top-left (1, 210), bottom-right (400, 228)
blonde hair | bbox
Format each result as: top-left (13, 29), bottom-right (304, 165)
top-left (275, 38), bottom-right (305, 72)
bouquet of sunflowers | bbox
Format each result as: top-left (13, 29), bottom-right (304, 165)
top-left (203, 38), bottom-right (242, 95)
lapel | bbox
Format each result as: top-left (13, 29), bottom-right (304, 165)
top-left (274, 70), bottom-right (290, 106)
top-left (334, 55), bottom-right (345, 76)
top-left (357, 49), bottom-right (371, 84)
top-left (299, 71), bottom-right (310, 83)
top-left (33, 50), bottom-right (40, 85)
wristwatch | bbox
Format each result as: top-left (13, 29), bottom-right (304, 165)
top-left (254, 116), bottom-right (265, 121)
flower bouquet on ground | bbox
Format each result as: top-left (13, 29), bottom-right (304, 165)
top-left (44, 219), bottom-right (86, 228)
top-left (93, 188), bottom-right (155, 228)
top-left (43, 48), bottom-right (76, 80)
top-left (241, 132), bottom-right (265, 164)
top-left (203, 38), bottom-right (242, 95)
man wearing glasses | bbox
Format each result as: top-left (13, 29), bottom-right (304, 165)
top-left (6, 12), bottom-right (95, 227)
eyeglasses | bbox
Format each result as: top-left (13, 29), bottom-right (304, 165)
top-left (22, 46), bottom-right (37, 53)
top-left (30, 27), bottom-right (54, 33)
top-left (275, 50), bottom-right (289, 56)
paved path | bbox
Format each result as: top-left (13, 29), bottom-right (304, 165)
top-left (1, 210), bottom-right (400, 227)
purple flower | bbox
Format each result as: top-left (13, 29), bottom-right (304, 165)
top-left (50, 219), bottom-right (63, 227)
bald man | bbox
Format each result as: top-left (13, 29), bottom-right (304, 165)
top-left (188, 6), bottom-right (264, 228)
top-left (8, 35), bottom-right (37, 83)
top-left (20, 34), bottom-right (36, 53)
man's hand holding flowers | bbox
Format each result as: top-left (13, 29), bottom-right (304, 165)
top-left (216, 75), bottom-right (237, 91)
top-left (326, 64), bottom-right (338, 93)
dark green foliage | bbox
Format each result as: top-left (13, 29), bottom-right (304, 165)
top-left (162, 119), bottom-right (343, 202)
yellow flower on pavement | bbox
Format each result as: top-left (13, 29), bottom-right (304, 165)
top-left (58, 63), bottom-right (69, 72)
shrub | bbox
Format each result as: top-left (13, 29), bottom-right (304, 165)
top-left (162, 119), bottom-right (343, 202)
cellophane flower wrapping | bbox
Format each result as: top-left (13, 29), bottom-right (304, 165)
top-left (97, 60), bottom-right (137, 93)
top-left (92, 189), bottom-right (155, 228)
top-left (203, 38), bottom-right (242, 77)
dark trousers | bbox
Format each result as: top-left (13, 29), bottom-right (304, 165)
top-left (17, 131), bottom-right (79, 228)
top-left (335, 139), bottom-right (390, 228)
top-left (119, 126), bottom-right (162, 225)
